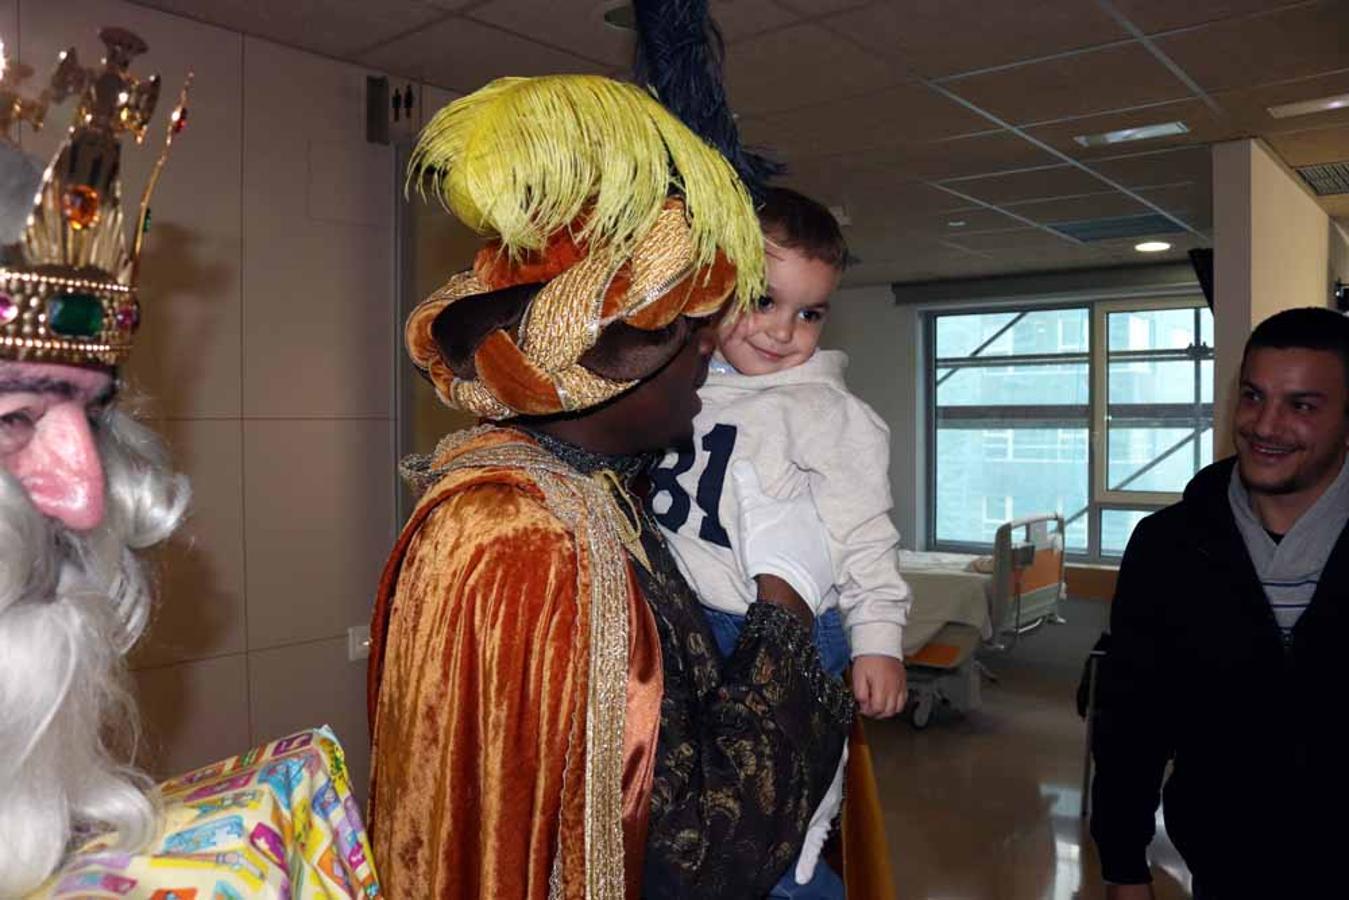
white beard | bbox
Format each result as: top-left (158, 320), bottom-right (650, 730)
top-left (0, 410), bottom-right (189, 896)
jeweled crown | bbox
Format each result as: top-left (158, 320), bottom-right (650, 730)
top-left (0, 27), bottom-right (190, 368)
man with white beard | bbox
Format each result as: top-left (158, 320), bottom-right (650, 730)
top-left (1, 29), bottom-right (380, 898)
top-left (0, 28), bottom-right (192, 896)
top-left (0, 363), bottom-right (189, 896)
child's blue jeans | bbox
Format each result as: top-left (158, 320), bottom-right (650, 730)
top-left (702, 605), bottom-right (850, 679)
top-left (700, 605), bottom-right (849, 899)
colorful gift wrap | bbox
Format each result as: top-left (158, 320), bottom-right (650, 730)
top-left (34, 726), bottom-right (382, 899)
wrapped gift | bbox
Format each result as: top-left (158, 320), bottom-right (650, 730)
top-left (40, 726), bottom-right (382, 899)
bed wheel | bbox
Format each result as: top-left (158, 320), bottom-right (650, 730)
top-left (910, 694), bottom-right (934, 729)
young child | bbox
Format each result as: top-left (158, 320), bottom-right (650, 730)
top-left (650, 186), bottom-right (911, 895)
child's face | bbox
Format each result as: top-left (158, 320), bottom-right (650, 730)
top-left (717, 241), bottom-right (840, 376)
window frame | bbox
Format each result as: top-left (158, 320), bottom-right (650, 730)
top-left (925, 293), bottom-right (1211, 562)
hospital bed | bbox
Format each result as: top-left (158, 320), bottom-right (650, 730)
top-left (899, 513), bottom-right (1067, 728)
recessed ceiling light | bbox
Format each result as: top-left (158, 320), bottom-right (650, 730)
top-left (1074, 121), bottom-right (1189, 147)
top-left (1267, 92), bottom-right (1349, 119)
top-left (947, 220), bottom-right (967, 228)
top-left (1135, 241), bottom-right (1171, 253)
top-left (601, 2), bottom-right (636, 31)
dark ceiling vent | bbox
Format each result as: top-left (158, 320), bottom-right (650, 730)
top-left (1295, 161), bottom-right (1349, 196)
top-left (1048, 213), bottom-right (1183, 243)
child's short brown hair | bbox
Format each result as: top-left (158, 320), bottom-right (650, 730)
top-left (757, 186), bottom-right (850, 272)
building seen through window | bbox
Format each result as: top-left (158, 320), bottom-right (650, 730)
top-left (929, 300), bottom-right (1212, 561)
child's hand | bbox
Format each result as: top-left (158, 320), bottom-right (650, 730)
top-left (851, 655), bottom-right (907, 719)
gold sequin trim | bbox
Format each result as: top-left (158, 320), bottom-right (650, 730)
top-left (606, 205), bottom-right (698, 326)
top-left (519, 252), bottom-right (616, 373)
top-left (552, 366), bottom-right (635, 413)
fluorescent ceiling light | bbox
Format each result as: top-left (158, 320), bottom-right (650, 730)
top-left (1135, 241), bottom-right (1171, 253)
top-left (1267, 92), bottom-right (1349, 119)
top-left (1074, 121), bottom-right (1189, 147)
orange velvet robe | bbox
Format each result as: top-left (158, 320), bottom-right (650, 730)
top-left (367, 428), bottom-right (894, 899)
top-left (368, 428), bottom-right (660, 898)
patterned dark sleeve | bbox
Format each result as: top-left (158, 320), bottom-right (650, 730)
top-left (642, 597), bottom-right (855, 898)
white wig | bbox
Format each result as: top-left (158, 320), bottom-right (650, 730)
top-left (0, 408), bottom-right (189, 896)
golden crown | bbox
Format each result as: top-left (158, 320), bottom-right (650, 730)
top-left (0, 27), bottom-right (190, 368)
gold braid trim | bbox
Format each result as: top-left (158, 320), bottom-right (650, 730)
top-left (407, 428), bottom-right (633, 900)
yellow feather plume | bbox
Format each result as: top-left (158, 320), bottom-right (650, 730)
top-left (409, 74), bottom-right (763, 308)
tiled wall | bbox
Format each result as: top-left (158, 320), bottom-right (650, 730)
top-left (7, 0), bottom-right (405, 801)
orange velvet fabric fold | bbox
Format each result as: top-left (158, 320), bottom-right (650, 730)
top-left (622, 581), bottom-right (663, 897)
top-left (367, 429), bottom-right (661, 899)
top-left (472, 331), bottom-right (563, 415)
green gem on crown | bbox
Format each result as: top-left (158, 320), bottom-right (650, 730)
top-left (47, 293), bottom-right (106, 338)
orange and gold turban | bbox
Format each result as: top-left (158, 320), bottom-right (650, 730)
top-left (404, 74), bottom-right (764, 420)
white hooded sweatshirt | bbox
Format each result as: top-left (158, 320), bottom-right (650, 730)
top-left (652, 349), bottom-right (910, 659)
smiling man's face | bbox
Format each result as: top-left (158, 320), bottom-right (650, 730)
top-left (1234, 346), bottom-right (1349, 502)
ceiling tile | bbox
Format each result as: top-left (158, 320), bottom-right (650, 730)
top-left (829, 177), bottom-right (974, 218)
top-left (844, 131), bottom-right (1063, 181)
top-left (357, 15), bottom-right (596, 91)
top-left (714, 0), bottom-right (802, 41)
top-left (1024, 98), bottom-right (1236, 160)
top-left (1154, 1), bottom-right (1349, 93)
top-left (1006, 192), bottom-right (1154, 225)
top-left (1214, 70), bottom-right (1349, 134)
top-left (900, 207), bottom-right (1030, 235)
top-left (1084, 145), bottom-right (1212, 189)
top-left (944, 227), bottom-right (1080, 254)
top-left (739, 81), bottom-right (992, 158)
top-left (776, 0), bottom-right (873, 15)
top-left (131, 0), bottom-right (458, 58)
top-left (842, 213), bottom-right (1025, 263)
top-left (776, 158), bottom-right (896, 203)
top-left (1109, 0), bottom-right (1306, 34)
top-left (1135, 183), bottom-right (1213, 230)
top-left (821, 183), bottom-right (986, 262)
top-left (724, 23), bottom-right (902, 115)
top-left (842, 239), bottom-right (1003, 280)
top-left (826, 0), bottom-right (1128, 79)
top-left (941, 165), bottom-right (1114, 205)
top-left (943, 43), bottom-right (1193, 126)
top-left (468, 0), bottom-right (633, 67)
top-left (1264, 123), bottom-right (1349, 166)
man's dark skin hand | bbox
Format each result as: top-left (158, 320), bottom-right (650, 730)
top-left (756, 573), bottom-right (814, 627)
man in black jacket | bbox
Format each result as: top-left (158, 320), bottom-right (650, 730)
top-left (1091, 307), bottom-right (1349, 899)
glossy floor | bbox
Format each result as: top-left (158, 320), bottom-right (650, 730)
top-left (868, 598), bottom-right (1192, 900)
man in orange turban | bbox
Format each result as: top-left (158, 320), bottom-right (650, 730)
top-left (363, 61), bottom-right (879, 899)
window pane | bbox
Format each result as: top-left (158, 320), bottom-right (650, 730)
top-left (1107, 428), bottom-right (1214, 492)
top-left (936, 312), bottom-right (1018, 358)
top-left (934, 427), bottom-right (1088, 550)
top-left (1101, 508), bottom-right (1153, 556)
top-left (1108, 359), bottom-right (1210, 405)
top-left (1105, 304), bottom-right (1214, 495)
top-left (1108, 308), bottom-right (1200, 352)
top-left (938, 362), bottom-right (1089, 407)
top-left (936, 308), bottom-right (1088, 359)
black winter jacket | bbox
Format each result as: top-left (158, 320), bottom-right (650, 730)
top-left (1090, 458), bottom-right (1346, 897)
